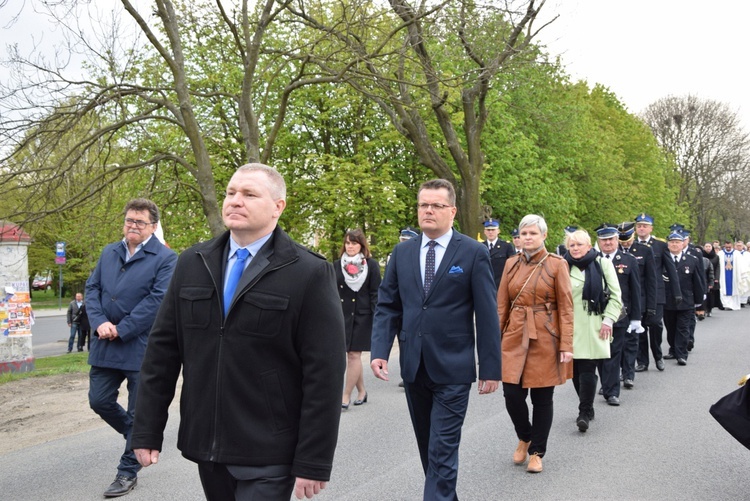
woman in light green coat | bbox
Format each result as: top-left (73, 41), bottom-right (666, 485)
top-left (564, 229), bottom-right (622, 433)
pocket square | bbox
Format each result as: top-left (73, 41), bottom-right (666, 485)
top-left (449, 266), bottom-right (463, 274)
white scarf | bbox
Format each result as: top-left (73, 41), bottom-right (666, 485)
top-left (341, 253), bottom-right (368, 292)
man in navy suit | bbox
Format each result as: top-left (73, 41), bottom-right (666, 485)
top-left (371, 179), bottom-right (501, 501)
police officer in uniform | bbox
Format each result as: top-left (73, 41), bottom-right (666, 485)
top-left (596, 224), bottom-right (642, 404)
top-left (633, 214), bottom-right (680, 372)
top-left (482, 218), bottom-right (515, 289)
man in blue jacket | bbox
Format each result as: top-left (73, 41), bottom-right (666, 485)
top-left (85, 198), bottom-right (177, 498)
top-left (371, 179), bottom-right (501, 501)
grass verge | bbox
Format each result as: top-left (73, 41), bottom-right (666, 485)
top-left (0, 352), bottom-right (89, 385)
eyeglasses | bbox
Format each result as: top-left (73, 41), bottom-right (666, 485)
top-left (124, 218), bottom-right (154, 229)
top-left (417, 203), bottom-right (452, 211)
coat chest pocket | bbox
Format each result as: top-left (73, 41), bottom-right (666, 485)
top-left (239, 292), bottom-right (290, 338)
top-left (179, 287), bottom-right (214, 329)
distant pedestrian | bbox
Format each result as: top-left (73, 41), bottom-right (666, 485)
top-left (66, 292), bottom-right (84, 353)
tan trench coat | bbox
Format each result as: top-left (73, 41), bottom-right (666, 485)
top-left (497, 248), bottom-right (574, 388)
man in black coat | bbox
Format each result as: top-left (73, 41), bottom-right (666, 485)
top-left (663, 231), bottom-right (705, 366)
top-left (596, 224), bottom-right (642, 405)
top-left (482, 218), bottom-right (515, 289)
top-left (633, 213), bottom-right (681, 372)
top-left (618, 222), bottom-right (657, 385)
top-left (131, 164), bottom-right (346, 501)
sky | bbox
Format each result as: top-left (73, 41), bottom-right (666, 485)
top-left (534, 0), bottom-right (750, 129)
top-left (2, 1), bottom-right (749, 129)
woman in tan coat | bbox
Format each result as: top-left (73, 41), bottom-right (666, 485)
top-left (497, 214), bottom-right (574, 474)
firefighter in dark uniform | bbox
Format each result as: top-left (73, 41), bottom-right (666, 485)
top-left (663, 231), bottom-right (705, 366)
top-left (482, 218), bottom-right (515, 290)
top-left (672, 226), bottom-right (706, 354)
top-left (596, 224), bottom-right (642, 404)
top-left (511, 228), bottom-right (521, 254)
top-left (618, 222), bottom-right (657, 385)
top-left (633, 213), bottom-right (681, 372)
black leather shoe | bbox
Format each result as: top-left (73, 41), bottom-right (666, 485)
top-left (677, 358), bottom-right (687, 366)
top-left (623, 379), bottom-right (634, 389)
top-left (607, 396), bottom-right (620, 406)
top-left (598, 387), bottom-right (604, 395)
top-left (635, 364), bottom-right (648, 372)
top-left (104, 476), bottom-right (137, 498)
top-left (398, 380), bottom-right (405, 388)
top-left (353, 393), bottom-right (368, 406)
top-left (576, 413), bottom-right (589, 432)
top-left (656, 359), bottom-right (665, 371)
top-left (687, 341), bottom-right (694, 351)
top-left (664, 353), bottom-right (676, 360)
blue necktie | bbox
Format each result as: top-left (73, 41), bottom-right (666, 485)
top-left (224, 248), bottom-right (250, 316)
top-left (424, 241), bottom-right (437, 294)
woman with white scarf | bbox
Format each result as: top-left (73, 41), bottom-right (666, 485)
top-left (336, 229), bottom-right (381, 409)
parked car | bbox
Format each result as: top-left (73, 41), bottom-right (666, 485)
top-left (32, 275), bottom-right (53, 291)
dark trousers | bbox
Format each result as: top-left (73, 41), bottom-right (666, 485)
top-left (621, 327), bottom-right (638, 381)
top-left (197, 462), bottom-right (294, 501)
top-left (502, 383), bottom-right (555, 457)
top-left (664, 308), bottom-right (693, 360)
top-left (573, 359), bottom-right (599, 418)
top-left (78, 328), bottom-right (90, 351)
top-left (599, 325), bottom-right (627, 398)
top-left (708, 287), bottom-right (720, 313)
top-left (88, 366), bottom-right (141, 478)
top-left (404, 362), bottom-right (470, 501)
top-left (687, 306), bottom-right (697, 345)
top-left (638, 304), bottom-right (664, 366)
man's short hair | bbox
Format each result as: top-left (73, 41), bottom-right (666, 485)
top-left (237, 163), bottom-right (287, 200)
top-left (124, 198), bottom-right (160, 223)
top-left (418, 179), bottom-right (456, 206)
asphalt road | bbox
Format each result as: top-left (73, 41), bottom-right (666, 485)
top-left (28, 311), bottom-right (76, 358)
top-left (2, 308), bottom-right (748, 500)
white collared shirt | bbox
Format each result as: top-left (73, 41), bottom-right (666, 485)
top-left (420, 229), bottom-right (453, 286)
top-left (122, 235), bottom-right (153, 262)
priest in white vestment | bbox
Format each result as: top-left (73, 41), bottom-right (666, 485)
top-left (719, 241), bottom-right (750, 310)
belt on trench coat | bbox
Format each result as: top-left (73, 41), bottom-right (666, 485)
top-left (512, 303), bottom-right (558, 348)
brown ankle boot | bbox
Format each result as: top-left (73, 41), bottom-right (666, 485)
top-left (527, 453), bottom-right (543, 473)
top-left (513, 440), bottom-right (530, 464)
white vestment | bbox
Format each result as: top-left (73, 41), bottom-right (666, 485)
top-left (719, 249), bottom-right (750, 310)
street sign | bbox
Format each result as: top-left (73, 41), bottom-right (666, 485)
top-left (55, 242), bottom-right (66, 265)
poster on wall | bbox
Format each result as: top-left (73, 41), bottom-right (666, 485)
top-left (1, 283), bottom-right (33, 337)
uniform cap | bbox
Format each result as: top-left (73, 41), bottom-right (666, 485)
top-left (595, 223), bottom-right (619, 239)
top-left (400, 227), bottom-right (418, 239)
top-left (634, 213), bottom-right (654, 225)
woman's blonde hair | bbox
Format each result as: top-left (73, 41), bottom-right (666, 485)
top-left (565, 229), bottom-right (592, 248)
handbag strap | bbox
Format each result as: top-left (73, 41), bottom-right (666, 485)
top-left (508, 254), bottom-right (549, 312)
